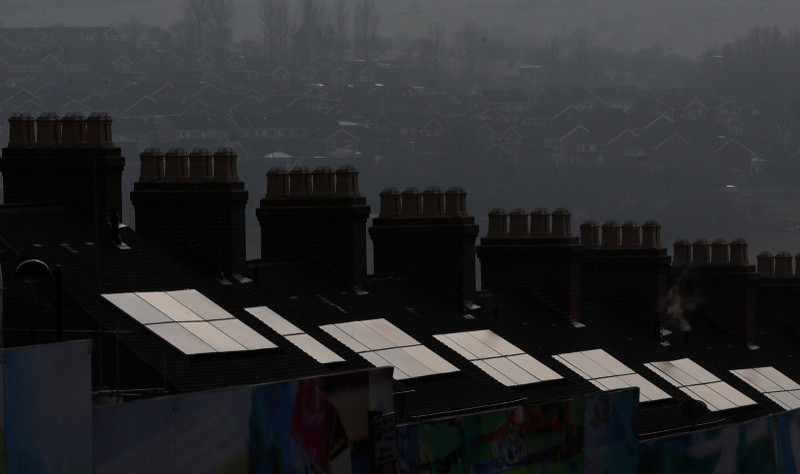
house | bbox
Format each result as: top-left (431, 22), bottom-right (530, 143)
top-left (1, 113), bottom-right (800, 472)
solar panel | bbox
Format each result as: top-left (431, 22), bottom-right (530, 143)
top-left (555, 349), bottom-right (670, 404)
top-left (361, 318), bottom-right (419, 347)
top-left (402, 345), bottom-right (459, 375)
top-left (483, 357), bottom-right (539, 385)
top-left (645, 358), bottom-right (756, 411)
top-left (335, 321), bottom-right (395, 351)
top-left (472, 360), bottom-right (515, 386)
top-left (555, 351), bottom-right (614, 379)
top-left (102, 293), bottom-right (171, 325)
top-left (136, 292), bottom-right (203, 322)
top-left (756, 367), bottom-right (800, 391)
top-left (618, 373), bottom-right (670, 402)
top-left (765, 392), bottom-right (800, 410)
top-left (434, 330), bottom-right (560, 387)
top-left (210, 319), bottom-right (277, 351)
top-left (180, 322), bottom-right (247, 352)
top-left (433, 334), bottom-right (478, 360)
top-left (245, 306), bottom-right (303, 335)
top-left (375, 348), bottom-right (436, 378)
top-left (320, 324), bottom-right (370, 353)
top-left (731, 368), bottom-right (783, 393)
top-left (583, 349), bottom-right (634, 376)
top-left (469, 329), bottom-right (523, 356)
top-left (360, 351), bottom-right (410, 380)
top-left (147, 322), bottom-right (215, 355)
top-left (104, 291), bottom-right (278, 355)
top-left (167, 289), bottom-right (232, 321)
top-left (442, 331), bottom-right (500, 359)
top-left (286, 334), bottom-right (345, 364)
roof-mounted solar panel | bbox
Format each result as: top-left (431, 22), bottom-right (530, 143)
top-left (245, 306), bottom-right (303, 336)
top-left (731, 366), bottom-right (800, 411)
top-left (644, 358), bottom-right (755, 411)
top-left (102, 293), bottom-right (171, 325)
top-left (286, 334), bottom-right (345, 364)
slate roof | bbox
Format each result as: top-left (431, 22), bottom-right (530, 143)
top-left (1, 203), bottom-right (796, 437)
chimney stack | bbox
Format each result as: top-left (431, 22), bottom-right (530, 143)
top-left (258, 165), bottom-right (370, 288)
top-left (370, 185), bottom-right (478, 301)
top-left (1, 112), bottom-right (124, 222)
top-left (477, 207), bottom-right (582, 322)
top-left (582, 218), bottom-right (670, 325)
top-left (131, 147), bottom-right (248, 277)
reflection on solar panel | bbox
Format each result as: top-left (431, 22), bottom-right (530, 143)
top-left (731, 367), bottom-right (800, 410)
top-left (434, 330), bottom-right (562, 387)
top-left (644, 358), bottom-right (756, 411)
top-left (553, 349), bottom-right (670, 402)
top-left (245, 306), bottom-right (344, 364)
top-left (321, 319), bottom-right (458, 380)
top-left (102, 291), bottom-right (277, 355)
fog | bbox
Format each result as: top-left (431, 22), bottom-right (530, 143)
top-left (4, 0), bottom-right (800, 261)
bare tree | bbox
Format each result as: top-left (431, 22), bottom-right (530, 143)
top-left (295, 0), bottom-right (329, 63)
top-left (259, 0), bottom-right (283, 60)
top-left (116, 16), bottom-right (148, 46)
top-left (353, 0), bottom-right (380, 60)
top-left (178, 0), bottom-right (235, 47)
top-left (453, 20), bottom-right (485, 79)
top-left (333, 0), bottom-right (349, 61)
top-left (422, 22), bottom-right (446, 77)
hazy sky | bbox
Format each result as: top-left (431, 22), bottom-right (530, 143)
top-left (6, 0), bottom-right (800, 57)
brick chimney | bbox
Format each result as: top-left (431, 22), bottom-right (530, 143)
top-left (0, 112), bottom-right (124, 221)
top-left (671, 237), bottom-right (757, 345)
top-left (257, 165), bottom-right (370, 288)
top-left (130, 147), bottom-right (248, 277)
top-left (581, 219), bottom-right (670, 325)
top-left (755, 249), bottom-right (800, 329)
top-left (369, 186), bottom-right (478, 300)
top-left (477, 207), bottom-right (582, 321)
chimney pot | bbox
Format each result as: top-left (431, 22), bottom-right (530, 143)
top-left (621, 220), bottom-right (641, 248)
top-left (551, 208), bottom-right (571, 236)
top-left (335, 165), bottom-right (360, 197)
top-left (164, 148), bottom-right (189, 181)
top-left (444, 187), bottom-right (468, 216)
top-left (139, 148), bottom-right (164, 182)
top-left (601, 221), bottom-right (621, 249)
top-left (61, 112), bottom-right (86, 146)
top-left (580, 220), bottom-right (599, 248)
top-left (422, 187), bottom-right (445, 216)
top-left (8, 113), bottom-right (36, 148)
top-left (531, 208), bottom-right (550, 236)
top-left (289, 166), bottom-right (312, 197)
top-left (711, 238), bottom-right (730, 264)
top-left (266, 167), bottom-right (290, 198)
top-left (188, 147), bottom-right (212, 182)
top-left (401, 187), bottom-right (422, 216)
top-left (774, 251), bottom-right (793, 276)
top-left (641, 220), bottom-right (662, 249)
top-left (86, 112), bottom-right (113, 147)
top-left (692, 239), bottom-right (710, 264)
top-left (312, 166), bottom-right (335, 197)
top-left (673, 239), bottom-right (692, 265)
top-left (213, 147), bottom-right (238, 182)
top-left (487, 208), bottom-right (509, 236)
top-left (757, 251), bottom-right (774, 276)
top-left (379, 187), bottom-right (401, 217)
top-left (36, 112), bottom-right (61, 147)
top-left (729, 239), bottom-right (749, 266)
top-left (509, 208), bottom-right (530, 235)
